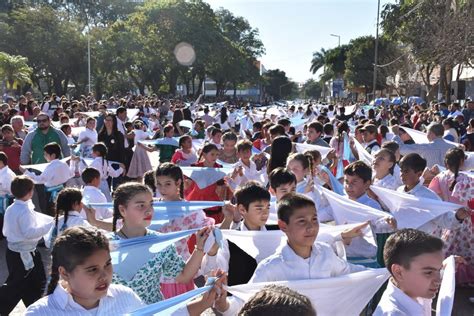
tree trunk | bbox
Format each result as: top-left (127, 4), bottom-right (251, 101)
top-left (168, 68), bottom-right (179, 95)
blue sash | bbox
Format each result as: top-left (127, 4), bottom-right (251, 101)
top-left (0, 195), bottom-right (12, 215)
top-left (46, 184), bottom-right (64, 202)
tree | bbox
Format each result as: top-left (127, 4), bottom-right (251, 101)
top-left (381, 0), bottom-right (474, 101)
top-left (310, 48), bottom-right (327, 74)
top-left (300, 79), bottom-right (322, 99)
top-left (263, 69), bottom-right (295, 100)
top-left (344, 36), bottom-right (402, 97)
top-left (0, 52), bottom-right (32, 94)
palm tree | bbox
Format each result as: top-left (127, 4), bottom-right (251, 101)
top-left (310, 48), bottom-right (327, 74)
top-left (0, 52), bottom-right (32, 95)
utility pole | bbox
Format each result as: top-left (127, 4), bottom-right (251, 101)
top-left (372, 0), bottom-right (380, 100)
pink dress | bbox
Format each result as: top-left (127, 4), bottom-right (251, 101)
top-left (429, 171), bottom-right (474, 285)
top-left (158, 207), bottom-right (215, 298)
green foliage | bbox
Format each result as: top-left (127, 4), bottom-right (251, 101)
top-left (300, 79), bottom-right (322, 99)
top-left (263, 69), bottom-right (296, 100)
top-left (0, 52), bottom-right (33, 91)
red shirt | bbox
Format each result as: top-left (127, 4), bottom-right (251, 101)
top-left (0, 139), bottom-right (23, 173)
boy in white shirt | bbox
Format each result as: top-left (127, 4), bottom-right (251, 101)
top-left (0, 152), bottom-right (16, 238)
top-left (374, 229), bottom-right (443, 316)
top-left (216, 193), bottom-right (366, 315)
top-left (22, 142), bottom-right (74, 215)
top-left (80, 167), bottom-right (112, 220)
top-left (228, 140), bottom-right (267, 190)
top-left (0, 176), bottom-right (54, 314)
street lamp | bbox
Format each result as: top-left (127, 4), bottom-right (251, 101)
top-left (372, 0), bottom-right (381, 100)
top-left (330, 34), bottom-right (341, 47)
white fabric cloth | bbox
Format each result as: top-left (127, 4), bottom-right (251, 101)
top-left (397, 181), bottom-right (440, 201)
top-left (25, 283), bottom-right (144, 316)
top-left (370, 185), bottom-right (463, 232)
top-left (81, 186), bottom-right (113, 220)
top-left (90, 157), bottom-right (123, 180)
top-left (294, 142), bottom-right (332, 159)
top-left (24, 159), bottom-right (74, 187)
top-left (436, 256), bottom-right (456, 316)
top-left (374, 279), bottom-right (432, 316)
top-left (373, 173), bottom-right (400, 191)
top-left (77, 128), bottom-right (98, 147)
top-left (227, 160), bottom-right (267, 190)
top-left (226, 269), bottom-right (389, 316)
top-left (0, 166), bottom-right (16, 195)
top-left (116, 117), bottom-right (129, 147)
top-left (44, 211), bottom-right (91, 248)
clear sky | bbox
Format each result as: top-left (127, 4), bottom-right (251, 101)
top-left (205, 0), bottom-right (395, 83)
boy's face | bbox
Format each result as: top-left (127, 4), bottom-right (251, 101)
top-left (239, 199), bottom-right (270, 230)
top-left (362, 131), bottom-right (375, 143)
top-left (212, 133), bottom-right (222, 144)
top-left (238, 149), bottom-right (252, 162)
top-left (273, 182), bottom-right (296, 201)
top-left (279, 206), bottom-right (319, 248)
top-left (344, 174), bottom-right (370, 200)
top-left (223, 140), bottom-right (236, 153)
top-left (392, 251), bottom-right (443, 299)
top-left (400, 167), bottom-right (421, 188)
top-left (306, 127), bottom-right (320, 142)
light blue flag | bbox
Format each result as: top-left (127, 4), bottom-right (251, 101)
top-left (319, 165), bottom-right (345, 195)
top-left (110, 229), bottom-right (200, 281)
top-left (251, 146), bottom-right (261, 155)
top-left (216, 159), bottom-right (238, 169)
top-left (127, 277), bottom-right (219, 316)
top-left (140, 137), bottom-right (180, 147)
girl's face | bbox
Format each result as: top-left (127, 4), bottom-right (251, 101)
top-left (287, 159), bottom-right (307, 183)
top-left (60, 249), bottom-right (113, 308)
top-left (212, 133), bottom-right (222, 144)
top-left (182, 137), bottom-right (192, 150)
top-left (203, 149), bottom-right (219, 164)
top-left (92, 151), bottom-right (99, 158)
top-left (72, 201), bottom-right (84, 212)
top-left (156, 175), bottom-right (180, 200)
top-left (86, 120), bottom-right (96, 130)
top-left (104, 116), bottom-right (113, 129)
top-left (119, 192), bottom-right (154, 229)
top-left (373, 152), bottom-right (394, 174)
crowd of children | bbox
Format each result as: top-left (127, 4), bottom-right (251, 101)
top-left (0, 97), bottom-right (472, 315)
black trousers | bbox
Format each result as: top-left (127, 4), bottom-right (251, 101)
top-left (0, 249), bottom-right (46, 315)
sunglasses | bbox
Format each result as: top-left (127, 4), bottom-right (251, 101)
top-left (37, 118), bottom-right (49, 123)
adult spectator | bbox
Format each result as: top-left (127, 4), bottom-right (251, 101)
top-left (397, 123), bottom-right (456, 168)
top-left (20, 112), bottom-right (70, 165)
top-left (10, 115), bottom-right (27, 140)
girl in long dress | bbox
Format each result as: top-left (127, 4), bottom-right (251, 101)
top-left (127, 120), bottom-right (152, 180)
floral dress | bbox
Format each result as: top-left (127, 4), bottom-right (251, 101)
top-left (429, 171), bottom-right (474, 285)
top-left (110, 229), bottom-right (185, 304)
top-left (158, 208), bottom-right (214, 298)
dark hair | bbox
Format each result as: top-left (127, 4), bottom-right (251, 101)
top-left (44, 142), bottom-right (61, 159)
top-left (92, 142), bottom-right (109, 171)
top-left (112, 183), bottom-right (152, 231)
top-left (163, 124), bottom-right (174, 135)
top-left (211, 128), bottom-right (223, 137)
top-left (323, 123), bottom-right (333, 135)
top-left (143, 170), bottom-right (156, 193)
top-left (237, 139), bottom-right (253, 152)
top-left (116, 106), bottom-right (127, 115)
top-left (307, 121), bottom-right (323, 134)
top-left (47, 226), bottom-right (109, 294)
top-left (198, 143), bottom-right (219, 162)
top-left (267, 136), bottom-right (293, 175)
top-left (178, 135), bottom-right (192, 148)
top-left (277, 193), bottom-right (316, 224)
top-left (383, 228), bottom-right (443, 275)
top-left (381, 141), bottom-right (399, 156)
top-left (99, 113), bottom-right (119, 136)
top-left (277, 118), bottom-right (291, 127)
top-left (444, 147), bottom-right (465, 191)
top-left (268, 124), bottom-right (286, 137)
top-left (54, 188), bottom-right (82, 233)
top-left (220, 107), bottom-right (228, 124)
top-left (81, 167), bottom-right (101, 184)
top-left (239, 284), bottom-right (316, 316)
top-left (10, 175), bottom-right (35, 199)
top-left (399, 153), bottom-right (426, 174)
top-left (269, 168), bottom-right (297, 190)
top-left (344, 161), bottom-right (372, 183)
top-left (287, 153), bottom-right (310, 171)
top-left (0, 151), bottom-right (8, 165)
top-left (155, 162), bottom-right (184, 198)
top-left (234, 181), bottom-right (271, 210)
top-left (222, 132), bottom-right (237, 143)
top-left (374, 149), bottom-right (396, 175)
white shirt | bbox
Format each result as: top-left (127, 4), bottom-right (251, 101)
top-left (222, 242), bottom-right (366, 316)
top-left (228, 160), bottom-right (267, 190)
top-left (201, 221), bottom-right (267, 275)
top-left (374, 279), bottom-right (432, 316)
top-left (77, 128), bottom-right (98, 148)
top-left (44, 211), bottom-right (91, 248)
top-left (0, 166), bottom-right (16, 195)
top-left (133, 129), bottom-right (149, 146)
top-left (3, 199), bottom-right (53, 243)
top-left (373, 174), bottom-right (400, 191)
top-left (90, 157), bottom-right (123, 180)
top-left (81, 186), bottom-right (112, 220)
top-left (25, 283), bottom-right (144, 316)
top-left (397, 182), bottom-right (461, 235)
top-left (24, 159), bottom-right (74, 187)
top-left (116, 117), bottom-right (129, 147)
